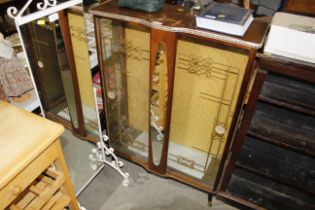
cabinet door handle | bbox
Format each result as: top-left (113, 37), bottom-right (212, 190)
top-left (11, 185), bottom-right (22, 196)
top-left (215, 125), bottom-right (225, 135)
top-left (37, 60), bottom-right (44, 68)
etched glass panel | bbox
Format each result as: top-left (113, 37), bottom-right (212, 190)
top-left (168, 37), bottom-right (248, 186)
top-left (100, 19), bottom-right (150, 160)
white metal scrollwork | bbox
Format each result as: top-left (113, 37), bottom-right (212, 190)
top-left (89, 88), bottom-right (130, 187)
top-left (37, 0), bottom-right (57, 10)
top-left (7, 0), bottom-right (57, 19)
top-left (89, 135), bottom-right (130, 187)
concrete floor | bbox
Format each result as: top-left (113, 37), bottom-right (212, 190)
top-left (59, 128), bottom-right (237, 210)
top-left (78, 158), bottom-right (237, 210)
top-left (60, 129), bottom-right (101, 193)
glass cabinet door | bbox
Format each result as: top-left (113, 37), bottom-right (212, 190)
top-left (98, 18), bottom-right (150, 161)
top-left (21, 20), bottom-right (80, 129)
top-left (168, 37), bottom-right (249, 186)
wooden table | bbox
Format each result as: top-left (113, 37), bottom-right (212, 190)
top-left (0, 101), bottom-right (79, 209)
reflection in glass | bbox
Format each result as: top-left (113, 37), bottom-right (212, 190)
top-left (21, 18), bottom-right (79, 128)
top-left (68, 12), bottom-right (100, 137)
top-left (150, 43), bottom-right (168, 166)
top-left (99, 19), bottom-right (150, 161)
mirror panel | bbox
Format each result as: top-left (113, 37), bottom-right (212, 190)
top-left (67, 12), bottom-right (100, 137)
top-left (20, 18), bottom-right (80, 128)
top-left (151, 43), bottom-right (168, 166)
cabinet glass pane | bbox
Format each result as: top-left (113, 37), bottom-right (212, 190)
top-left (99, 19), bottom-right (150, 160)
top-left (21, 20), bottom-right (79, 128)
top-left (168, 37), bottom-right (248, 186)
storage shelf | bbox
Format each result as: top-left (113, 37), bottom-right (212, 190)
top-left (259, 96), bottom-right (315, 117)
top-left (9, 89), bottom-right (40, 112)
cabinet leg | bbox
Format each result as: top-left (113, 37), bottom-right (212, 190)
top-left (208, 193), bottom-right (213, 207)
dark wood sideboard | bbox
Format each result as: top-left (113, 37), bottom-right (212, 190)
top-left (218, 54), bottom-right (315, 209)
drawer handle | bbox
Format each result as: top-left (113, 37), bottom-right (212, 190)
top-left (11, 185), bottom-right (22, 196)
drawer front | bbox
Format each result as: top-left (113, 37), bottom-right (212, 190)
top-left (0, 141), bottom-right (59, 209)
top-left (228, 168), bottom-right (315, 210)
top-left (250, 102), bottom-right (315, 154)
top-left (261, 72), bottom-right (315, 114)
top-left (238, 136), bottom-right (315, 194)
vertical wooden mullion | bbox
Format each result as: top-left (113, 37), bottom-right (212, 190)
top-left (213, 48), bottom-right (257, 190)
top-left (148, 28), bottom-right (177, 174)
top-left (218, 68), bottom-right (268, 192)
top-left (58, 10), bottom-right (86, 137)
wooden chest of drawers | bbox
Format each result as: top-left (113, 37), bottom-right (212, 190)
top-left (0, 101), bottom-right (79, 210)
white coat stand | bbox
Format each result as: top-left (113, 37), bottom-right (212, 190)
top-left (6, 1), bottom-right (130, 209)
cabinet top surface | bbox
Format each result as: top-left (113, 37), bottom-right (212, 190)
top-left (90, 0), bottom-right (269, 49)
top-left (0, 101), bottom-right (64, 189)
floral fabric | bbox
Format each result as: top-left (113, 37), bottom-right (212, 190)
top-left (0, 57), bottom-right (33, 97)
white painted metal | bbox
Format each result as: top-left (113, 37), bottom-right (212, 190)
top-left (6, 0), bottom-right (82, 114)
top-left (14, 19), bottom-right (45, 115)
top-left (16, 0), bottom-right (81, 26)
top-left (7, 0), bottom-right (130, 196)
top-left (89, 87), bottom-right (130, 187)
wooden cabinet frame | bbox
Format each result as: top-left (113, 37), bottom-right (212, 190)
top-left (91, 0), bottom-right (268, 195)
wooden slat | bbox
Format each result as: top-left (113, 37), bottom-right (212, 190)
top-left (50, 193), bottom-right (71, 210)
top-left (41, 191), bottom-right (63, 210)
top-left (237, 136), bottom-right (315, 194)
top-left (25, 170), bottom-right (65, 210)
top-left (260, 72), bottom-right (315, 116)
top-left (227, 168), bottom-right (315, 209)
top-left (250, 102), bottom-right (315, 156)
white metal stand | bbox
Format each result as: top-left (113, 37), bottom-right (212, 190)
top-left (6, 1), bottom-right (129, 209)
top-left (150, 107), bottom-right (164, 141)
top-left (89, 88), bottom-right (130, 187)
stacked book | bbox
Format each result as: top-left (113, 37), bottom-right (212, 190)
top-left (196, 2), bottom-right (254, 37)
top-left (264, 12), bottom-right (315, 64)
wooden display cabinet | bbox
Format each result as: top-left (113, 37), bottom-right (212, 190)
top-left (218, 54), bottom-right (315, 209)
top-left (20, 16), bottom-right (87, 138)
top-left (90, 0), bottom-right (268, 199)
top-left (19, 8), bottom-right (101, 143)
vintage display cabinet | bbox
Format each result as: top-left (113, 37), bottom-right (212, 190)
top-left (90, 0), bottom-right (268, 199)
top-left (218, 54), bottom-right (315, 209)
top-left (20, 9), bottom-right (100, 142)
top-left (21, 17), bottom-right (86, 137)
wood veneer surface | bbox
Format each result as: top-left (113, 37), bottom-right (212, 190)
top-left (0, 101), bottom-right (64, 189)
top-left (90, 0), bottom-right (269, 49)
